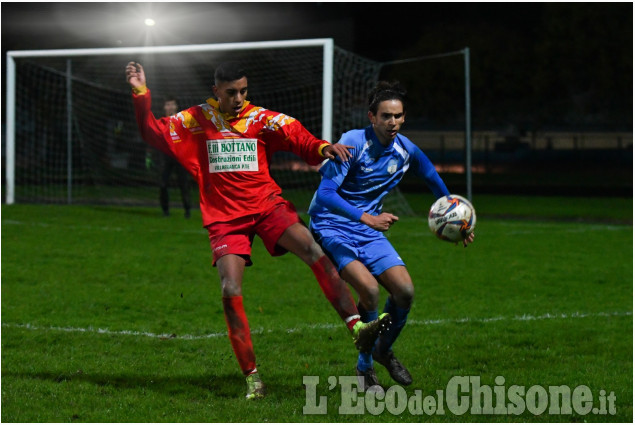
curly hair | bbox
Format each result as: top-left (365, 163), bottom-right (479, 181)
top-left (367, 81), bottom-right (407, 114)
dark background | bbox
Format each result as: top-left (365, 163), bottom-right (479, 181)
top-left (2, 2), bottom-right (632, 131)
top-left (2, 2), bottom-right (633, 198)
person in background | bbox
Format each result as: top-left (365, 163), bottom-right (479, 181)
top-left (145, 96), bottom-right (192, 218)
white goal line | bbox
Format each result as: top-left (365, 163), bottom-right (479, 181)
top-left (1, 311), bottom-right (630, 341)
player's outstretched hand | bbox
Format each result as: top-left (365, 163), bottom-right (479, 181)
top-left (361, 212), bottom-right (399, 232)
top-left (125, 62), bottom-right (146, 88)
top-left (322, 143), bottom-right (353, 162)
top-left (459, 232), bottom-right (476, 248)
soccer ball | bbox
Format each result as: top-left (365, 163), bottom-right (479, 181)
top-left (428, 194), bottom-right (476, 243)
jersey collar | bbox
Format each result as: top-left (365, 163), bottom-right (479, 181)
top-left (205, 97), bottom-right (252, 120)
top-left (365, 125), bottom-right (397, 154)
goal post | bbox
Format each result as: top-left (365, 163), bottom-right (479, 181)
top-left (5, 54), bottom-right (16, 206)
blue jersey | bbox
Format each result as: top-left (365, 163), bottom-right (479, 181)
top-left (308, 126), bottom-right (449, 239)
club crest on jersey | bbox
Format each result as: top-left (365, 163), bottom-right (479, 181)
top-left (387, 159), bottom-right (398, 174)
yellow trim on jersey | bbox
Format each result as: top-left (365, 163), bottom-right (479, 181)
top-left (132, 85), bottom-right (148, 95)
top-left (205, 98), bottom-right (251, 118)
top-left (178, 110), bottom-right (200, 130)
top-left (318, 142), bottom-right (331, 157)
top-left (204, 98), bottom-right (254, 133)
top-left (206, 98), bottom-right (220, 109)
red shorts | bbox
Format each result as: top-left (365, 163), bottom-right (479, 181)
top-left (206, 199), bottom-right (303, 266)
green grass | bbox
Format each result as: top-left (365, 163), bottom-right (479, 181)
top-left (1, 195), bottom-right (632, 422)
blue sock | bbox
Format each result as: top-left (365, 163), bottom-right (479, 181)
top-left (375, 296), bottom-right (409, 355)
top-left (356, 304), bottom-right (378, 372)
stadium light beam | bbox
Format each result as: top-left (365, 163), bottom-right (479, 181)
top-left (144, 18), bottom-right (156, 27)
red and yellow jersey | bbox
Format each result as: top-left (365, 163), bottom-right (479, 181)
top-left (132, 89), bottom-right (330, 226)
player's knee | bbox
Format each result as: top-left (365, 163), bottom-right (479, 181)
top-left (220, 278), bottom-right (242, 297)
top-left (307, 240), bottom-right (326, 263)
top-left (282, 225), bottom-right (323, 264)
top-left (393, 283), bottom-right (414, 309)
top-left (359, 284), bottom-right (380, 310)
top-left (297, 238), bottom-right (324, 265)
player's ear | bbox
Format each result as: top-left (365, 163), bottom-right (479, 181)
top-left (212, 85), bottom-right (218, 97)
top-left (367, 110), bottom-right (375, 124)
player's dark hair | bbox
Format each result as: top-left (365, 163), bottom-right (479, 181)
top-left (214, 61), bottom-right (249, 85)
top-left (368, 81), bottom-right (407, 115)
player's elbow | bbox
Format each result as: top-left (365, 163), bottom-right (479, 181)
top-left (314, 191), bottom-right (330, 210)
top-left (315, 181), bottom-right (338, 208)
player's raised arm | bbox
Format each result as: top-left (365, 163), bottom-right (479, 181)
top-left (125, 62), bottom-right (146, 90)
top-left (125, 61), bottom-right (174, 156)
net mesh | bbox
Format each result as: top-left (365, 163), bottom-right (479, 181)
top-left (10, 43), bottom-right (414, 215)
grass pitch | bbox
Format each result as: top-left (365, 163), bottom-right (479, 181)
top-left (1, 194), bottom-right (632, 422)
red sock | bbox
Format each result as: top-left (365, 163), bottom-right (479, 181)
top-left (222, 296), bottom-right (257, 376)
top-left (310, 256), bottom-right (360, 331)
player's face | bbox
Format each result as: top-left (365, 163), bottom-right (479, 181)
top-left (163, 100), bottom-right (178, 117)
top-left (213, 77), bottom-right (248, 118)
top-left (368, 99), bottom-right (405, 146)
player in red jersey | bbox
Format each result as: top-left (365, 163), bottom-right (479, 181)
top-left (125, 61), bottom-right (390, 399)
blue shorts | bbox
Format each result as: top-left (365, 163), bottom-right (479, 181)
top-left (312, 229), bottom-right (405, 276)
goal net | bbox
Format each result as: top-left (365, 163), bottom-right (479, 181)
top-left (5, 39), bottom-right (415, 215)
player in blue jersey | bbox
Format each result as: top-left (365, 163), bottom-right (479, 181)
top-left (308, 81), bottom-right (475, 391)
